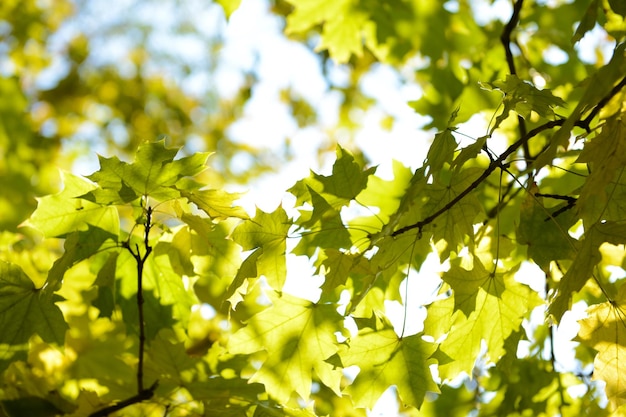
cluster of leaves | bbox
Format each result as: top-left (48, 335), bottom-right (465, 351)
top-left (2, 0), bottom-right (626, 417)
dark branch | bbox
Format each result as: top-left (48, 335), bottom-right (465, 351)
top-left (392, 119), bottom-right (564, 238)
top-left (88, 381), bottom-right (158, 417)
top-left (122, 205), bottom-right (153, 394)
top-left (501, 0), bottom-right (530, 160)
top-left (580, 76), bottom-right (626, 129)
top-left (136, 205), bottom-right (153, 393)
top-left (390, 70), bottom-right (626, 239)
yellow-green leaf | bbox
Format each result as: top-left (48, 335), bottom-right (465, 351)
top-left (340, 313), bottom-right (439, 409)
top-left (232, 207), bottom-right (290, 290)
top-left (26, 171), bottom-right (119, 238)
top-left (0, 261), bottom-right (68, 346)
top-left (578, 285), bottom-right (626, 410)
top-left (228, 292), bottom-right (345, 402)
top-left (438, 258), bottom-right (540, 379)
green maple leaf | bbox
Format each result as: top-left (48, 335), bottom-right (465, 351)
top-left (516, 183), bottom-right (578, 271)
top-left (292, 187), bottom-right (352, 255)
top-left (26, 171), bottom-right (119, 238)
top-left (0, 261), bottom-right (67, 347)
top-left (146, 248), bottom-right (198, 326)
top-left (550, 221), bottom-right (626, 321)
top-left (534, 43), bottom-right (626, 170)
top-left (46, 226), bottom-right (118, 292)
top-left (576, 114), bottom-right (626, 226)
top-left (578, 284), bottom-right (626, 410)
top-left (425, 128), bottom-right (457, 176)
top-left (290, 145), bottom-right (376, 211)
top-left (318, 249), bottom-right (373, 301)
top-left (315, 145), bottom-right (377, 201)
top-left (180, 188), bottom-right (249, 220)
top-left (356, 159), bottom-right (414, 225)
top-left (423, 295), bottom-right (455, 342)
top-left (340, 313), bottom-right (439, 409)
top-left (422, 167), bottom-right (484, 258)
top-left (438, 258), bottom-right (540, 379)
top-left (232, 207), bottom-right (290, 290)
top-left (483, 75), bottom-right (565, 132)
top-left (572, 0), bottom-right (600, 43)
top-left (144, 330), bottom-right (199, 392)
top-left (227, 292), bottom-right (345, 403)
top-left (85, 140), bottom-right (210, 204)
top-left (285, 0), bottom-right (369, 63)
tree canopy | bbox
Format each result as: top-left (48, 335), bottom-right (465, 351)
top-left (1, 0), bottom-right (626, 416)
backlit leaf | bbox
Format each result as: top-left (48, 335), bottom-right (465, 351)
top-left (578, 284), bottom-right (626, 410)
top-left (0, 261), bottom-right (67, 346)
top-left (550, 221), bottom-right (626, 321)
top-left (340, 313), bottom-right (439, 409)
top-left (85, 140), bottom-right (210, 204)
top-left (517, 183), bottom-right (578, 271)
top-left (232, 207), bottom-right (290, 290)
top-left (26, 171), bottom-right (119, 238)
top-left (438, 258), bottom-right (540, 379)
top-left (228, 292), bottom-right (345, 403)
top-left (314, 145), bottom-right (377, 203)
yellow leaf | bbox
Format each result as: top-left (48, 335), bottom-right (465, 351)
top-left (579, 285), bottom-right (626, 410)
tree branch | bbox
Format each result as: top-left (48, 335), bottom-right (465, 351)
top-left (501, 0), bottom-right (530, 160)
top-left (391, 68), bottom-right (626, 240)
top-left (392, 119), bottom-right (564, 238)
top-left (88, 381), bottom-right (158, 417)
top-left (580, 76), bottom-right (626, 129)
top-left (123, 204), bottom-right (153, 394)
top-left (136, 205), bottom-right (153, 393)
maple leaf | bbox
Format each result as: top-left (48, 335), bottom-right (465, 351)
top-left (517, 183), bottom-right (578, 271)
top-left (550, 221), bottom-right (626, 321)
top-left (483, 75), bottom-right (565, 132)
top-left (576, 114), bottom-right (626, 226)
top-left (144, 330), bottom-right (199, 392)
top-left (0, 261), bottom-right (68, 348)
top-left (422, 167), bottom-right (484, 259)
top-left (437, 258), bottom-right (541, 379)
top-left (284, 0), bottom-right (368, 63)
top-left (356, 160), bottom-right (414, 225)
top-left (578, 285), bottom-right (626, 410)
top-left (25, 171), bottom-right (119, 238)
top-left (289, 145), bottom-right (376, 211)
top-left (232, 207), bottom-right (290, 290)
top-left (425, 128), bottom-right (457, 177)
top-left (340, 313), bottom-right (439, 409)
top-left (315, 146), bottom-right (377, 201)
top-left (533, 43), bottom-right (626, 170)
top-left (180, 188), bottom-right (249, 220)
top-left (84, 140), bottom-right (210, 204)
top-left (227, 292), bottom-right (345, 403)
